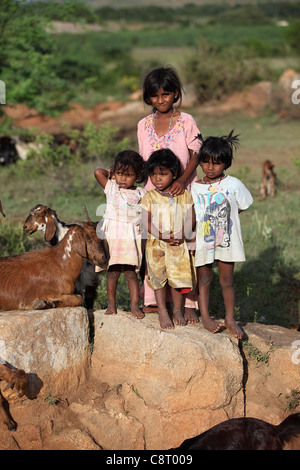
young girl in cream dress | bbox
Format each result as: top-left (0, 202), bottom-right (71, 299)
top-left (94, 150), bottom-right (146, 319)
top-left (141, 149), bottom-right (196, 329)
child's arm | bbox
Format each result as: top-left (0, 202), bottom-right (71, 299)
top-left (141, 208), bottom-right (182, 246)
top-left (173, 205), bottom-right (196, 250)
top-left (94, 168), bottom-right (113, 189)
top-left (185, 205), bottom-right (196, 252)
top-left (169, 150), bottom-right (198, 196)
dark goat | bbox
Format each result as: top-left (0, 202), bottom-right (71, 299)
top-left (0, 222), bottom-right (107, 311)
top-left (0, 136), bottom-right (18, 165)
top-left (0, 363), bottom-right (29, 431)
top-left (172, 413), bottom-right (300, 450)
top-left (23, 204), bottom-right (108, 310)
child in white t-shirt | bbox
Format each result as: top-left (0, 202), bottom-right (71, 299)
top-left (191, 131), bottom-right (253, 339)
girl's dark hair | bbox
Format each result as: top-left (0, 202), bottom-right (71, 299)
top-left (143, 67), bottom-right (183, 110)
top-left (146, 148), bottom-right (182, 178)
top-left (197, 130), bottom-right (239, 170)
top-left (113, 150), bottom-right (145, 183)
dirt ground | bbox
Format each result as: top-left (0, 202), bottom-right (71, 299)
top-left (0, 376), bottom-right (111, 450)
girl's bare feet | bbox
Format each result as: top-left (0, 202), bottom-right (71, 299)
top-left (225, 317), bottom-right (244, 339)
top-left (158, 310), bottom-right (174, 329)
top-left (131, 305), bottom-right (145, 319)
top-left (201, 317), bottom-right (222, 334)
top-left (184, 307), bottom-right (199, 324)
top-left (105, 303), bottom-right (117, 315)
top-left (173, 310), bottom-right (187, 326)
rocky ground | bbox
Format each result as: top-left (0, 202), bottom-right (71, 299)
top-left (0, 309), bottom-right (300, 451)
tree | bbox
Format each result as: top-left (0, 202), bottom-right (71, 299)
top-left (285, 20), bottom-right (300, 53)
top-left (0, 0), bottom-right (73, 114)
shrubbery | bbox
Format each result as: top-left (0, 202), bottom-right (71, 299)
top-left (185, 43), bottom-right (272, 102)
top-left (0, 221), bottom-right (42, 257)
top-left (18, 122), bottom-right (130, 196)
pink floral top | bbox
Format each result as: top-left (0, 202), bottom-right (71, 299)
top-left (137, 111), bottom-right (201, 190)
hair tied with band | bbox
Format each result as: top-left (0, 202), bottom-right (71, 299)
top-left (195, 130), bottom-right (239, 151)
top-left (194, 133), bottom-right (204, 143)
top-left (224, 130), bottom-right (240, 151)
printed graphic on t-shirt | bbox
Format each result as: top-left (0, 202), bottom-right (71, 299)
top-left (198, 190), bottom-right (232, 253)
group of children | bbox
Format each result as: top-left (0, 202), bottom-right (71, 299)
top-left (94, 67), bottom-right (253, 340)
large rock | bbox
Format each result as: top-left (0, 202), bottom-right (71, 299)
top-left (278, 68), bottom-right (300, 95)
top-left (201, 81), bottom-right (273, 117)
top-left (1, 307), bottom-right (299, 450)
top-left (91, 310), bottom-right (244, 449)
top-left (0, 307), bottom-right (90, 398)
top-left (241, 322), bottom-right (300, 424)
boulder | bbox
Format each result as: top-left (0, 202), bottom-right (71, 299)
top-left (278, 68), bottom-right (300, 95)
top-left (240, 322), bottom-right (300, 424)
top-left (0, 307), bottom-right (90, 399)
top-left (1, 307), bottom-right (299, 450)
top-left (91, 310), bottom-right (244, 449)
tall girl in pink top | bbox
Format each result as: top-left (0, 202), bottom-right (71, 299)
top-left (138, 66), bottom-right (201, 322)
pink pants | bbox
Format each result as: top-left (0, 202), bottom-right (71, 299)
top-left (142, 277), bottom-right (198, 309)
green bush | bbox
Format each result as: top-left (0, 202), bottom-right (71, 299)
top-left (18, 122), bottom-right (131, 196)
top-left (0, 221), bottom-right (42, 257)
top-left (186, 43), bottom-right (271, 102)
top-left (20, 122), bottom-right (130, 172)
top-left (285, 20), bottom-right (300, 52)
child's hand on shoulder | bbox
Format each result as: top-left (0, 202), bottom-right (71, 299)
top-left (169, 179), bottom-right (185, 196)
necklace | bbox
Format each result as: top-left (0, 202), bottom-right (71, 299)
top-left (155, 188), bottom-right (175, 205)
top-left (153, 107), bottom-right (175, 134)
top-left (201, 174), bottom-right (227, 193)
top-left (119, 186), bottom-right (143, 207)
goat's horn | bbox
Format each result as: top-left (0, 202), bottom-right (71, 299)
top-left (82, 205), bottom-right (91, 222)
top-left (3, 382), bottom-right (14, 391)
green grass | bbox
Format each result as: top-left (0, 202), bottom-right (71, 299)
top-left (1, 111), bottom-right (299, 328)
top-left (191, 112), bottom-right (300, 327)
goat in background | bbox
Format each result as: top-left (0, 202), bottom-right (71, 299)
top-left (23, 204), bottom-right (108, 310)
top-left (0, 222), bottom-right (108, 311)
top-left (260, 160), bottom-right (276, 199)
top-left (0, 363), bottom-right (29, 431)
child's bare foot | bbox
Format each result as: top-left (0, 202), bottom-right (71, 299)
top-left (158, 310), bottom-right (174, 329)
top-left (225, 317), bottom-right (244, 339)
top-left (184, 307), bottom-right (199, 324)
top-left (201, 317), bottom-right (222, 334)
top-left (173, 310), bottom-right (187, 326)
top-left (105, 303), bottom-right (117, 315)
top-left (131, 305), bottom-right (145, 319)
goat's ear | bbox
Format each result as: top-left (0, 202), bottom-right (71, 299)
top-left (72, 228), bottom-right (87, 258)
top-left (103, 239), bottom-right (110, 262)
top-left (45, 214), bottom-right (56, 242)
top-left (3, 382), bottom-right (14, 391)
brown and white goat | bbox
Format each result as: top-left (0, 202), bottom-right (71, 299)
top-left (0, 363), bottom-right (29, 430)
top-left (260, 160), bottom-right (276, 199)
top-left (0, 222), bottom-right (108, 311)
top-left (23, 205), bottom-right (107, 310)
